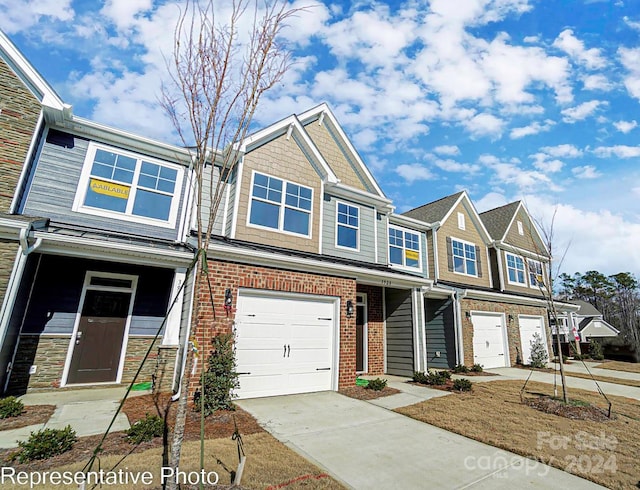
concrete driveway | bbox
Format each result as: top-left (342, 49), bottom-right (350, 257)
top-left (237, 391), bottom-right (604, 489)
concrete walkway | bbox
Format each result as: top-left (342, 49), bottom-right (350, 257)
top-left (560, 361), bottom-right (640, 382)
top-left (237, 390), bottom-right (604, 489)
top-left (0, 387), bottom-right (132, 448)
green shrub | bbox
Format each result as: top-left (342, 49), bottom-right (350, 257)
top-left (452, 364), bottom-right (469, 374)
top-left (366, 378), bottom-right (387, 391)
top-left (194, 333), bottom-right (239, 416)
top-left (414, 370), bottom-right (450, 385)
top-left (452, 378), bottom-right (473, 392)
top-left (0, 397), bottom-right (24, 419)
top-left (590, 341), bottom-right (604, 361)
top-left (529, 333), bottom-right (549, 369)
top-left (413, 371), bottom-right (429, 384)
top-left (14, 426), bottom-right (76, 463)
top-left (470, 364), bottom-right (484, 373)
top-left (126, 413), bottom-right (164, 444)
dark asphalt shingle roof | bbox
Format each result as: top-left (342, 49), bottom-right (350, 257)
top-left (479, 201), bottom-right (520, 240)
top-left (573, 299), bottom-right (602, 316)
top-left (402, 191), bottom-right (464, 223)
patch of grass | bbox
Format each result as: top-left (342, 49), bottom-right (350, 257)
top-left (597, 360), bottom-right (640, 374)
top-left (396, 380), bottom-right (640, 489)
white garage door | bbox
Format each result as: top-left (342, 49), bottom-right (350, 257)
top-left (233, 291), bottom-right (337, 399)
top-left (519, 315), bottom-right (547, 365)
top-left (471, 312), bottom-right (508, 369)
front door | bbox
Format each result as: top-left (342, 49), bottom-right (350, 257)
top-left (67, 274), bottom-right (135, 384)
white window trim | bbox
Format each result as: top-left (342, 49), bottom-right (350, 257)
top-left (527, 258), bottom-right (545, 290)
top-left (246, 170), bottom-right (314, 239)
top-left (72, 142), bottom-right (184, 229)
top-left (457, 212), bottom-right (466, 230)
top-left (335, 200), bottom-right (360, 251)
top-left (388, 224), bottom-right (422, 271)
top-left (505, 251), bottom-right (527, 286)
top-left (450, 236), bottom-right (478, 277)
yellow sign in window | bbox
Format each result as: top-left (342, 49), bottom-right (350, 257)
top-left (89, 178), bottom-right (130, 199)
top-left (405, 249), bottom-right (419, 261)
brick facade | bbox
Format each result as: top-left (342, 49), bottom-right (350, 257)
top-left (356, 284), bottom-right (384, 376)
top-left (460, 298), bottom-right (550, 366)
top-left (189, 259), bottom-right (365, 396)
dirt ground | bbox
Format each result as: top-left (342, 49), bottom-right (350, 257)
top-left (597, 360), bottom-right (640, 374)
top-left (338, 385), bottom-right (400, 400)
top-left (0, 405), bottom-right (55, 430)
top-left (397, 380), bottom-right (640, 489)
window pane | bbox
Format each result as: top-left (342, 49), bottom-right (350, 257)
top-left (132, 189), bottom-right (172, 220)
top-left (94, 149), bottom-right (117, 165)
top-left (157, 178), bottom-right (176, 193)
top-left (389, 228), bottom-right (403, 246)
top-left (466, 259), bottom-right (477, 276)
top-left (160, 166), bottom-right (177, 181)
top-left (454, 256), bottom-right (465, 273)
top-left (405, 232), bottom-right (419, 251)
top-left (249, 199), bottom-right (279, 229)
top-left (137, 174), bottom-right (157, 189)
top-left (141, 162), bottom-right (160, 178)
top-left (283, 207), bottom-right (309, 235)
top-left (285, 183), bottom-right (312, 211)
top-left (389, 246), bottom-right (403, 265)
top-left (406, 253), bottom-right (419, 268)
top-left (337, 225), bottom-right (357, 248)
top-left (84, 183), bottom-right (128, 213)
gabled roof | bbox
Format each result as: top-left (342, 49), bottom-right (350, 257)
top-left (403, 191), bottom-right (464, 223)
top-left (479, 201), bottom-right (520, 240)
top-left (578, 317), bottom-right (619, 335)
top-left (297, 103), bottom-right (386, 198)
top-left (573, 299), bottom-right (602, 317)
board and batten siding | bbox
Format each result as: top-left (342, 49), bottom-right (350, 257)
top-left (198, 164), bottom-right (227, 235)
top-left (376, 212), bottom-right (388, 265)
top-left (424, 298), bottom-right (456, 369)
top-left (321, 194), bottom-right (376, 262)
top-left (21, 129), bottom-right (187, 241)
top-left (385, 288), bottom-right (414, 376)
top-left (20, 255), bottom-right (173, 337)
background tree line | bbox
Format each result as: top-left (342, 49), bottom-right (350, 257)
top-left (558, 271), bottom-right (640, 350)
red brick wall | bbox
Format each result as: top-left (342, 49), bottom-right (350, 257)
top-left (460, 298), bottom-right (549, 366)
top-left (189, 260), bottom-right (359, 396)
top-left (357, 284), bottom-right (384, 375)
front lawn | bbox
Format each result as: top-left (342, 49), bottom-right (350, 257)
top-left (597, 360), bottom-right (640, 374)
top-left (397, 380), bottom-right (640, 489)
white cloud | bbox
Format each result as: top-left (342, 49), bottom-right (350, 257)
top-left (509, 119), bottom-right (554, 139)
top-left (560, 100), bottom-right (606, 123)
top-left (100, 0), bottom-right (152, 30)
top-left (433, 145), bottom-right (460, 156)
top-left (593, 145), bottom-right (640, 158)
top-left (461, 113), bottom-right (505, 139)
top-left (530, 153), bottom-right (564, 173)
top-left (553, 29), bottom-right (606, 69)
top-left (613, 120), bottom-right (637, 134)
top-left (571, 165), bottom-right (601, 179)
top-left (581, 74), bottom-right (613, 91)
top-left (280, 1), bottom-right (331, 47)
top-left (433, 158), bottom-right (480, 173)
top-left (624, 16), bottom-right (640, 31)
top-left (618, 47), bottom-right (640, 101)
top-left (395, 163), bottom-right (435, 183)
top-left (540, 144), bottom-right (583, 158)
top-left (0, 0), bottom-right (74, 33)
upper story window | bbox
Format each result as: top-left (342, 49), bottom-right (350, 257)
top-left (517, 220), bottom-right (524, 235)
top-left (451, 238), bottom-right (477, 276)
top-left (248, 171), bottom-right (313, 237)
top-left (506, 252), bottom-right (526, 285)
top-left (457, 212), bottom-right (466, 230)
top-left (336, 202), bottom-right (359, 249)
top-left (528, 259), bottom-right (544, 289)
top-left (389, 226), bottom-right (421, 269)
top-left (73, 143), bottom-right (183, 227)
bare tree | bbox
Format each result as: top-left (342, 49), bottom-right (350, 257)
top-left (159, 1), bottom-right (300, 487)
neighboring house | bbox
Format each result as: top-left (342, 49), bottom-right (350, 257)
top-left (554, 299), bottom-right (619, 343)
top-left (404, 193), bottom-right (569, 369)
top-left (190, 104), bottom-right (433, 399)
top-left (0, 31), bottom-right (194, 394)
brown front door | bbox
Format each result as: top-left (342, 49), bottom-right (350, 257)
top-left (67, 289), bottom-right (131, 384)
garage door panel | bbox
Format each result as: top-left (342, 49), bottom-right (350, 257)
top-left (519, 316), bottom-right (547, 365)
top-left (471, 313), bottom-right (508, 369)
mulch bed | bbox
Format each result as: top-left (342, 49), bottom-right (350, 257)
top-left (0, 405), bottom-right (56, 430)
top-left (339, 385), bottom-right (400, 400)
top-left (523, 395), bottom-right (613, 422)
top-left (0, 393), bottom-right (264, 471)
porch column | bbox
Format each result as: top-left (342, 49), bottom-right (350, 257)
top-left (163, 267), bottom-right (187, 346)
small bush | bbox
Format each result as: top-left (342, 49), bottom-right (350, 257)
top-left (0, 397), bottom-right (24, 419)
top-left (452, 378), bottom-right (473, 392)
top-left (470, 363), bottom-right (484, 373)
top-left (573, 354), bottom-right (588, 361)
top-left (413, 371), bottom-right (428, 384)
top-left (414, 370), bottom-right (450, 386)
top-left (452, 364), bottom-right (469, 374)
top-left (529, 333), bottom-right (549, 369)
top-left (126, 413), bottom-right (164, 444)
top-left (366, 378), bottom-right (387, 391)
top-left (194, 333), bottom-right (239, 416)
top-left (590, 341), bottom-right (604, 361)
top-left (14, 426), bottom-right (76, 463)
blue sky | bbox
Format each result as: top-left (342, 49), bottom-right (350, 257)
top-left (1, 0), bottom-right (639, 280)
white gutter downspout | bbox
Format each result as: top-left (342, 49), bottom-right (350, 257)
top-left (171, 266), bottom-right (197, 401)
top-left (496, 246), bottom-right (505, 291)
top-left (431, 222), bottom-right (441, 280)
top-left (454, 289), bottom-right (467, 365)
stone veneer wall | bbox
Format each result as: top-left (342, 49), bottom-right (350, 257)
top-left (460, 298), bottom-right (550, 366)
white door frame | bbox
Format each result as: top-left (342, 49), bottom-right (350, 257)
top-left (356, 292), bottom-right (368, 373)
top-left (470, 311), bottom-right (510, 367)
top-left (61, 271), bottom-right (138, 387)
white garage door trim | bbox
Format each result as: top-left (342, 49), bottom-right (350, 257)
top-left (518, 315), bottom-right (548, 365)
top-left (470, 311), bottom-right (510, 369)
top-left (233, 288), bottom-right (340, 399)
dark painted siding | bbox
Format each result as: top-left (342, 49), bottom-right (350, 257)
top-left (21, 255), bottom-right (173, 336)
top-left (385, 288), bottom-right (414, 376)
top-left (425, 298), bottom-right (456, 369)
top-left (21, 129), bottom-right (187, 240)
top-left (489, 248), bottom-right (500, 289)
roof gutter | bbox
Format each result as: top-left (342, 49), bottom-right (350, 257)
top-left (492, 240), bottom-right (550, 261)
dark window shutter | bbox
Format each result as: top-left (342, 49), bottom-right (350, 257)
top-left (476, 245), bottom-right (482, 277)
top-left (446, 237), bottom-right (453, 272)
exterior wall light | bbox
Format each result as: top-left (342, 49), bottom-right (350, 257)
top-left (346, 300), bottom-right (354, 318)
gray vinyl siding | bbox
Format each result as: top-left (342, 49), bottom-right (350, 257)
top-left (377, 212), bottom-right (387, 264)
top-left (385, 288), bottom-right (414, 376)
top-left (21, 129), bottom-right (187, 241)
top-left (21, 255), bottom-right (173, 337)
top-left (197, 164), bottom-right (227, 235)
top-left (425, 298), bottom-right (456, 369)
top-left (322, 194), bottom-right (376, 262)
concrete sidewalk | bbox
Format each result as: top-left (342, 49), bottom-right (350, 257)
top-left (559, 361), bottom-right (640, 382)
top-left (0, 387), bottom-right (132, 448)
top-left (238, 391), bottom-right (604, 489)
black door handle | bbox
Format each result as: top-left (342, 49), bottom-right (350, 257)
top-left (287, 344), bottom-right (291, 357)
